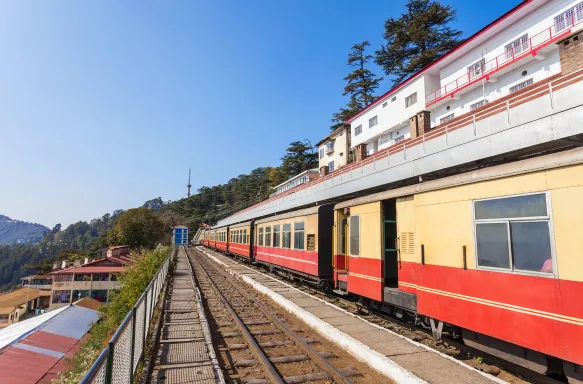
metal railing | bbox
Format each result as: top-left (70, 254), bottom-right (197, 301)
top-left (425, 12), bottom-right (581, 106)
top-left (80, 248), bottom-right (174, 384)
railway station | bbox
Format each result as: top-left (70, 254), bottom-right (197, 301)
top-left (5, 1), bottom-right (583, 383)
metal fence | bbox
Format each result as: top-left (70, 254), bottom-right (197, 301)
top-left (80, 248), bottom-right (174, 384)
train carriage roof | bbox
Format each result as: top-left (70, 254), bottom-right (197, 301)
top-left (335, 147), bottom-right (583, 210)
top-left (255, 206), bottom-right (319, 224)
top-left (228, 220), bottom-right (253, 228)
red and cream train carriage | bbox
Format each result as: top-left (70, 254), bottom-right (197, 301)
top-left (253, 205), bottom-right (335, 289)
top-left (332, 150), bottom-right (583, 378)
top-left (228, 221), bottom-right (253, 260)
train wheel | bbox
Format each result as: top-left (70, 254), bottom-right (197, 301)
top-left (317, 279), bottom-right (329, 292)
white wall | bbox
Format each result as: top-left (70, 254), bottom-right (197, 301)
top-left (350, 75), bottom-right (426, 149)
top-left (318, 128), bottom-right (350, 171)
top-left (433, 0), bottom-right (576, 100)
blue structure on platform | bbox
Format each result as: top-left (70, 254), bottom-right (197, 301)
top-left (173, 226), bottom-right (189, 246)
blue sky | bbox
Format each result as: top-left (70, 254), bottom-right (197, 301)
top-left (0, 0), bottom-right (520, 228)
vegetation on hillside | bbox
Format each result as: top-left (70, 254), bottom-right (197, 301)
top-left (0, 215), bottom-right (49, 245)
top-left (164, 139), bottom-right (317, 229)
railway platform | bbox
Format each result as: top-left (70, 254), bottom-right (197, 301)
top-left (149, 247), bottom-right (224, 384)
top-left (196, 246), bottom-right (506, 384)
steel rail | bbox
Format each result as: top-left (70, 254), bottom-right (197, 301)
top-left (191, 247), bottom-right (353, 384)
top-left (184, 247), bottom-right (284, 384)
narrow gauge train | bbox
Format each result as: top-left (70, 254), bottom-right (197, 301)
top-left (200, 149), bottom-right (583, 381)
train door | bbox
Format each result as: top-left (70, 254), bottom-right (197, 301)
top-left (383, 199), bottom-right (398, 288)
top-left (333, 210), bottom-right (349, 294)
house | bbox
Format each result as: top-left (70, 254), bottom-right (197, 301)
top-left (0, 288), bottom-right (51, 329)
top-left (316, 125), bottom-right (351, 176)
top-left (48, 252), bottom-right (130, 310)
top-left (347, 0), bottom-right (583, 160)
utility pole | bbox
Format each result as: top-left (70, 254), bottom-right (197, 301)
top-left (187, 168), bottom-right (192, 198)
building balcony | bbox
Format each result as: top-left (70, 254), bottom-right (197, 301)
top-left (426, 15), bottom-right (580, 108)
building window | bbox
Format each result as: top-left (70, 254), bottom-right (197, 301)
top-left (474, 193), bottom-right (554, 274)
top-left (354, 125), bottom-right (362, 136)
top-left (74, 274), bottom-right (91, 281)
top-left (258, 227), bottom-right (264, 246)
top-left (505, 34), bottom-right (529, 59)
top-left (265, 227), bottom-right (271, 247)
top-left (326, 141), bottom-right (335, 152)
top-left (319, 148), bottom-right (324, 159)
top-left (369, 116), bottom-right (378, 128)
top-left (468, 58), bottom-right (486, 79)
top-left (554, 3), bottom-right (583, 33)
top-left (294, 222), bottom-right (304, 250)
top-left (52, 290), bottom-right (71, 304)
top-left (509, 78), bottom-right (533, 93)
top-left (273, 225), bottom-right (280, 248)
top-left (470, 100), bottom-right (487, 110)
top-left (91, 290), bottom-right (108, 303)
top-left (440, 113), bottom-right (455, 124)
top-left (328, 161), bottom-right (335, 172)
top-left (382, 102), bottom-right (388, 108)
top-left (405, 92), bottom-right (417, 108)
top-left (391, 96), bottom-right (396, 102)
top-left (72, 290), bottom-right (90, 301)
top-left (93, 274), bottom-right (110, 281)
top-left (282, 224), bottom-right (291, 248)
top-left (349, 216), bottom-right (360, 257)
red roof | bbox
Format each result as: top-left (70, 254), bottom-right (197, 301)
top-left (0, 305), bottom-right (99, 384)
top-left (345, 0), bottom-right (533, 123)
top-left (51, 266), bottom-right (126, 274)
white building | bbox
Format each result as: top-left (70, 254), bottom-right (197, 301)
top-left (348, 0), bottom-right (583, 159)
top-left (316, 125), bottom-right (351, 176)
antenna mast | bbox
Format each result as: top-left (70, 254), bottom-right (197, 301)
top-left (187, 168), bottom-right (192, 198)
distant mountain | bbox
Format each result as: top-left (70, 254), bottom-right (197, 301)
top-left (0, 215), bottom-right (49, 245)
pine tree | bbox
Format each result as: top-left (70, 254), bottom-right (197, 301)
top-left (375, 0), bottom-right (462, 87)
top-left (331, 41), bottom-right (382, 131)
top-left (331, 96), bottom-right (363, 131)
top-left (280, 140), bottom-right (318, 178)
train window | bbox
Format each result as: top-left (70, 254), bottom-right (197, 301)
top-left (294, 222), bottom-right (305, 250)
top-left (282, 224), bottom-right (291, 248)
top-left (265, 227), bottom-right (272, 247)
top-left (474, 193), bottom-right (554, 274)
top-left (273, 225), bottom-right (281, 247)
top-left (349, 216), bottom-right (360, 257)
top-left (340, 218), bottom-right (347, 255)
top-left (244, 229), bottom-right (248, 244)
top-left (258, 228), bottom-right (264, 246)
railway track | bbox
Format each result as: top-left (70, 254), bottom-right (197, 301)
top-left (184, 247), bottom-right (384, 384)
top-left (201, 247), bottom-right (565, 384)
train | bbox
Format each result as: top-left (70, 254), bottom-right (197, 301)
top-left (200, 148), bottom-right (583, 383)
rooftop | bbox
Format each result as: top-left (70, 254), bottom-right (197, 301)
top-left (315, 125), bottom-right (347, 147)
top-left (0, 288), bottom-right (50, 314)
top-left (0, 305), bottom-right (99, 384)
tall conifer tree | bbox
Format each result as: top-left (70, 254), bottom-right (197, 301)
top-left (375, 0), bottom-right (462, 86)
top-left (331, 41), bottom-right (382, 131)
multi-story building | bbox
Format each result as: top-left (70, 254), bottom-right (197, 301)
top-left (316, 125), bottom-right (351, 176)
top-left (348, 0), bottom-right (583, 159)
top-left (49, 251), bottom-right (130, 310)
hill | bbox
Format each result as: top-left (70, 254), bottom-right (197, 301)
top-left (0, 215), bottom-right (49, 245)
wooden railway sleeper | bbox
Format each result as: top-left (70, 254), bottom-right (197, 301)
top-left (193, 248), bottom-right (354, 384)
top-left (185, 249), bottom-right (285, 384)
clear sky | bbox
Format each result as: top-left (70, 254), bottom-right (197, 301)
top-left (0, 0), bottom-right (520, 228)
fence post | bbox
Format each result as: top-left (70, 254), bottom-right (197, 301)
top-left (105, 342), bottom-right (115, 384)
top-left (143, 292), bottom-right (148, 347)
top-left (129, 307), bottom-right (136, 379)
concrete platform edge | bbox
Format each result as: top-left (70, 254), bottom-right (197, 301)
top-left (197, 247), bottom-right (506, 384)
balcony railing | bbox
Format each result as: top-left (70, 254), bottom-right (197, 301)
top-left (426, 13), bottom-right (580, 107)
